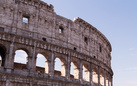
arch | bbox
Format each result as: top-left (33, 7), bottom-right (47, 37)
top-left (0, 56), bottom-right (2, 67)
top-left (0, 45), bottom-right (6, 67)
top-left (84, 37), bottom-right (88, 44)
top-left (82, 65), bottom-right (85, 80)
top-left (106, 73), bottom-right (109, 86)
top-left (83, 64), bottom-right (90, 81)
top-left (70, 62), bottom-right (74, 77)
top-left (36, 53), bottom-right (48, 73)
top-left (54, 57), bottom-right (66, 76)
top-left (109, 81), bottom-right (112, 86)
top-left (59, 25), bottom-right (64, 34)
top-left (100, 70), bottom-right (105, 86)
top-left (70, 61), bottom-right (79, 79)
top-left (109, 75), bottom-right (112, 86)
top-left (92, 67), bottom-right (98, 84)
top-left (14, 49), bottom-right (28, 70)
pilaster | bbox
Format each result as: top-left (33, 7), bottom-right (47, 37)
top-left (5, 42), bottom-right (14, 73)
top-left (79, 60), bottom-right (83, 81)
top-left (66, 54), bottom-right (71, 79)
top-left (104, 70), bottom-right (106, 86)
top-left (48, 51), bottom-right (54, 76)
top-left (98, 66), bottom-right (100, 86)
top-left (90, 63), bottom-right (93, 84)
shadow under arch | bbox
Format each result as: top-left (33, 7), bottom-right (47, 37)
top-left (0, 44), bottom-right (6, 67)
top-left (100, 69), bottom-right (105, 86)
top-left (92, 67), bottom-right (98, 84)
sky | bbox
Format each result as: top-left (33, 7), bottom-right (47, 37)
top-left (13, 0), bottom-right (137, 86)
top-left (40, 0), bottom-right (137, 86)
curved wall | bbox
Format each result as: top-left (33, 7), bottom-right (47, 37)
top-left (0, 0), bottom-right (113, 86)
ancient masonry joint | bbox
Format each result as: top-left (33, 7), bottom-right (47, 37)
top-left (0, 0), bottom-right (113, 86)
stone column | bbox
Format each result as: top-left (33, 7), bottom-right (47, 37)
top-left (104, 70), bottom-right (106, 86)
top-left (29, 55), bottom-right (36, 73)
top-left (5, 42), bottom-right (14, 73)
top-left (111, 76), bottom-right (113, 86)
top-left (90, 63), bottom-right (93, 85)
top-left (29, 83), bottom-right (33, 86)
top-left (48, 51), bottom-right (54, 76)
top-left (108, 74), bottom-right (110, 86)
top-left (27, 55), bottom-right (33, 72)
top-left (6, 80), bottom-right (11, 86)
top-left (79, 60), bottom-right (83, 81)
top-left (30, 42), bottom-right (37, 72)
top-left (98, 66), bottom-right (100, 86)
top-left (27, 46), bottom-right (37, 75)
top-left (66, 54), bottom-right (71, 79)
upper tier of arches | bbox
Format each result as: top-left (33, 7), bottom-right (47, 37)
top-left (0, 0), bottom-right (112, 67)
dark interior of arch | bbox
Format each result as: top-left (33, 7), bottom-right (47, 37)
top-left (0, 45), bottom-right (6, 67)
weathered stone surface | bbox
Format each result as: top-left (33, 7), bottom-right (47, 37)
top-left (0, 0), bottom-right (113, 86)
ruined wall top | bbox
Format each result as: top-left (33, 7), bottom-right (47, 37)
top-left (73, 17), bottom-right (112, 52)
top-left (0, 0), bottom-right (54, 12)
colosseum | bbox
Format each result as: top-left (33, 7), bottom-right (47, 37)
top-left (0, 0), bottom-right (113, 86)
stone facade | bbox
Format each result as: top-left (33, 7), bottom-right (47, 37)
top-left (0, 0), bottom-right (113, 86)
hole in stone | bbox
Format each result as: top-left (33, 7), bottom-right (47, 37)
top-left (42, 38), bottom-right (47, 42)
top-left (23, 16), bottom-right (29, 23)
top-left (0, 27), bottom-right (4, 32)
top-left (84, 37), bottom-right (88, 44)
top-left (59, 26), bottom-right (64, 34)
top-left (74, 47), bottom-right (77, 51)
top-left (94, 56), bottom-right (96, 58)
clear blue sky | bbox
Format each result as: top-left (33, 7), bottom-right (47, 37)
top-left (40, 0), bottom-right (137, 86)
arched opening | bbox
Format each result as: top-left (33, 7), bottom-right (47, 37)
top-left (106, 74), bottom-right (109, 86)
top-left (109, 76), bottom-right (112, 86)
top-left (36, 53), bottom-right (48, 73)
top-left (0, 45), bottom-right (6, 67)
top-left (70, 61), bottom-right (79, 79)
top-left (14, 50), bottom-right (28, 70)
top-left (84, 37), bottom-right (88, 44)
top-left (70, 62), bottom-right (74, 78)
top-left (0, 56), bottom-right (2, 67)
top-left (59, 26), bottom-right (64, 34)
top-left (93, 67), bottom-right (98, 84)
top-left (100, 70), bottom-right (104, 86)
top-left (83, 65), bottom-right (85, 80)
top-left (54, 57), bottom-right (65, 76)
top-left (83, 64), bottom-right (90, 82)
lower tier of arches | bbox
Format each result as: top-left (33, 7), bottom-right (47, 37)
top-left (0, 71), bottom-right (111, 86)
top-left (0, 32), bottom-right (113, 86)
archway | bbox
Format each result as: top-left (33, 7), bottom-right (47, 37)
top-left (83, 64), bottom-right (90, 81)
top-left (106, 74), bottom-right (109, 86)
top-left (0, 45), bottom-right (6, 67)
top-left (109, 81), bottom-right (111, 86)
top-left (100, 70), bottom-right (104, 86)
top-left (109, 76), bottom-right (112, 86)
top-left (14, 50), bottom-right (28, 70)
top-left (36, 53), bottom-right (48, 73)
top-left (0, 56), bottom-right (2, 67)
top-left (93, 67), bottom-right (98, 84)
top-left (70, 61), bottom-right (79, 79)
top-left (54, 57), bottom-right (65, 76)
top-left (70, 62), bottom-right (74, 78)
